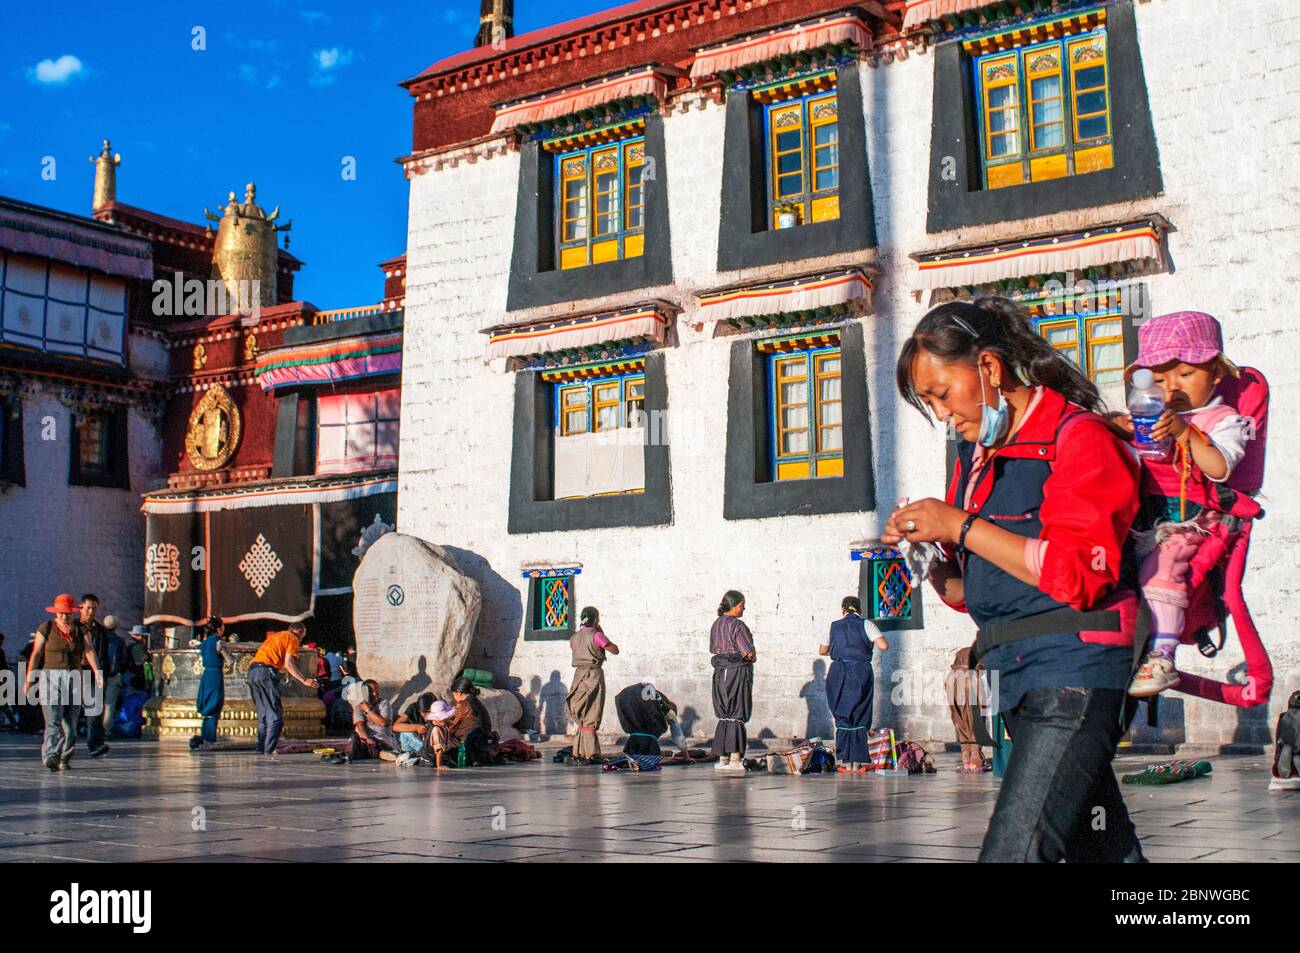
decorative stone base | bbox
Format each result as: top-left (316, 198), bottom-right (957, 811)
top-left (143, 697), bottom-right (325, 741)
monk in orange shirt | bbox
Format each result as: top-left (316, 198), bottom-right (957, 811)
top-left (247, 622), bottom-right (316, 755)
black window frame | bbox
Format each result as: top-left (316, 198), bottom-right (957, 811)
top-left (0, 394), bottom-right (26, 487)
top-left (68, 403), bottom-right (129, 489)
top-left (508, 351), bottom-right (672, 534)
top-left (723, 320), bottom-right (874, 520)
top-left (925, 0), bottom-right (1162, 233)
top-left (717, 63), bottom-right (875, 271)
top-left (506, 114), bottom-right (673, 312)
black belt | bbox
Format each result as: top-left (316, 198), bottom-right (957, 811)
top-left (972, 607), bottom-right (1121, 665)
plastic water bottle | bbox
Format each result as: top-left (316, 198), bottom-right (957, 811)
top-left (1128, 368), bottom-right (1170, 461)
top-left (456, 743), bottom-right (466, 768)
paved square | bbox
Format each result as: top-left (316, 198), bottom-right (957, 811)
top-left (1, 738), bottom-right (1295, 863)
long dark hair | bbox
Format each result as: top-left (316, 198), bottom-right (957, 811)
top-left (895, 296), bottom-right (1104, 420)
top-left (449, 676), bottom-right (479, 697)
top-left (717, 590), bottom-right (745, 617)
top-left (580, 606), bottom-right (599, 627)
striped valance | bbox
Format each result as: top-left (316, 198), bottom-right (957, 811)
top-left (141, 475), bottom-right (397, 515)
top-left (689, 12), bottom-right (872, 81)
top-left (255, 332), bottom-right (402, 392)
top-left (484, 304), bottom-right (672, 362)
top-left (697, 269), bottom-right (872, 324)
top-left (902, 0), bottom-right (1001, 31)
top-left (490, 66), bottom-right (670, 135)
top-left (912, 220), bottom-right (1166, 292)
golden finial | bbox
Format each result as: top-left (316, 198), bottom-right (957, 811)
top-left (89, 138), bottom-right (121, 211)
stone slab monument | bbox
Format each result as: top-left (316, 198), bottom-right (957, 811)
top-left (352, 533), bottom-right (482, 713)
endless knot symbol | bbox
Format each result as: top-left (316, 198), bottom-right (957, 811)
top-left (239, 534), bottom-right (283, 598)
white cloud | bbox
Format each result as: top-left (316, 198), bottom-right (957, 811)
top-left (310, 47), bottom-right (354, 86)
top-left (29, 54), bottom-right (85, 85)
top-left (313, 47), bottom-right (353, 71)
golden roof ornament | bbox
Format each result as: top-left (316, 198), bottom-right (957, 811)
top-left (205, 181), bottom-right (291, 314)
top-left (89, 139), bottom-right (121, 211)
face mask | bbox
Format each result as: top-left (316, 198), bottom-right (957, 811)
top-left (976, 367), bottom-right (1010, 447)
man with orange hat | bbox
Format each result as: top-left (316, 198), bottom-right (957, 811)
top-left (24, 594), bottom-right (103, 771)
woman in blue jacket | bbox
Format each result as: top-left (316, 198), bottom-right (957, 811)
top-left (820, 596), bottom-right (889, 772)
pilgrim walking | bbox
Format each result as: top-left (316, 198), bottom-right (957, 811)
top-left (885, 296), bottom-right (1146, 862)
top-left (710, 590), bottom-right (755, 772)
top-left (25, 593), bottom-right (102, 771)
top-left (566, 606), bottom-right (619, 761)
top-left (820, 596), bottom-right (889, 772)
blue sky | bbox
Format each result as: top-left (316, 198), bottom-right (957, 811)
top-left (0, 0), bottom-right (611, 308)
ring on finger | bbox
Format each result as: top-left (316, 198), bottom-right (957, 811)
top-left (906, 520), bottom-right (917, 532)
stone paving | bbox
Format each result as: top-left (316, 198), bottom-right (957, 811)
top-left (0, 736), bottom-right (1295, 863)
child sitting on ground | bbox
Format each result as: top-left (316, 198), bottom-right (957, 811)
top-left (1115, 311), bottom-right (1253, 696)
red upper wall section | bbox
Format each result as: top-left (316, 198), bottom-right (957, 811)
top-left (405, 0), bottom-right (905, 154)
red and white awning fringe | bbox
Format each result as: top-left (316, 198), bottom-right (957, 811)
top-left (490, 66), bottom-right (669, 135)
top-left (912, 221), bottom-right (1166, 291)
top-left (484, 304), bottom-right (672, 361)
top-left (902, 0), bottom-right (999, 31)
top-left (697, 269), bottom-right (873, 323)
top-left (689, 12), bottom-right (872, 81)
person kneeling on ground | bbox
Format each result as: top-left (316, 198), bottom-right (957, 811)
top-left (428, 677), bottom-right (494, 770)
top-left (349, 679), bottom-right (398, 761)
top-left (615, 682), bottom-right (691, 759)
top-left (389, 693), bottom-right (455, 766)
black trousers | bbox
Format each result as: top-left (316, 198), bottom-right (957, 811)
top-left (980, 687), bottom-right (1144, 863)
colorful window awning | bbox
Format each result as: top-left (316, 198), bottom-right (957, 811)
top-left (484, 303), bottom-right (672, 361)
top-left (902, 0), bottom-right (1003, 31)
top-left (911, 219), bottom-right (1167, 291)
top-left (489, 66), bottom-right (671, 135)
top-left (689, 12), bottom-right (873, 81)
top-left (696, 269), bottom-right (873, 324)
top-left (254, 331), bottom-right (402, 392)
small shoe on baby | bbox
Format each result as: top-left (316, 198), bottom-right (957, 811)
top-left (1128, 652), bottom-right (1181, 697)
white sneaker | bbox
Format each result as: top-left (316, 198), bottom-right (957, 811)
top-left (395, 752), bottom-right (415, 767)
top-left (718, 757), bottom-right (747, 773)
top-left (1128, 653), bottom-right (1180, 697)
top-left (1268, 776), bottom-right (1300, 791)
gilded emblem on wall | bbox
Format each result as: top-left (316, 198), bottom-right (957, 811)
top-left (193, 656), bottom-right (205, 677)
top-left (193, 343), bottom-right (207, 371)
top-left (185, 382), bottom-right (242, 471)
top-left (244, 333), bottom-right (258, 361)
top-left (161, 654), bottom-right (176, 682)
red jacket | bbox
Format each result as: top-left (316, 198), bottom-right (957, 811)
top-left (940, 387), bottom-right (1140, 622)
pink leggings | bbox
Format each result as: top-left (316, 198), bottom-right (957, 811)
top-left (1138, 515), bottom-right (1218, 645)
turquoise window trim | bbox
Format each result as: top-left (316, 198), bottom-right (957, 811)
top-left (554, 135), bottom-right (646, 265)
top-left (767, 344), bottom-right (843, 481)
top-left (972, 25), bottom-right (1111, 190)
top-left (552, 370), bottom-right (646, 434)
top-left (763, 89), bottom-right (840, 225)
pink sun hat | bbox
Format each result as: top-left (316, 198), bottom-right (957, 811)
top-left (1124, 310), bottom-right (1239, 381)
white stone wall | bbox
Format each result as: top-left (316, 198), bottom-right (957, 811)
top-left (399, 0), bottom-right (1300, 749)
top-left (0, 387), bottom-right (163, 654)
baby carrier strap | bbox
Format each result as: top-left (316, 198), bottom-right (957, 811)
top-left (971, 606), bottom-right (1121, 665)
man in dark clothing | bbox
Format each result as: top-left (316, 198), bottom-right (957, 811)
top-left (78, 595), bottom-right (113, 757)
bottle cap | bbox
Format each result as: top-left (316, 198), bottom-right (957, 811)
top-left (1131, 368), bottom-right (1154, 388)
